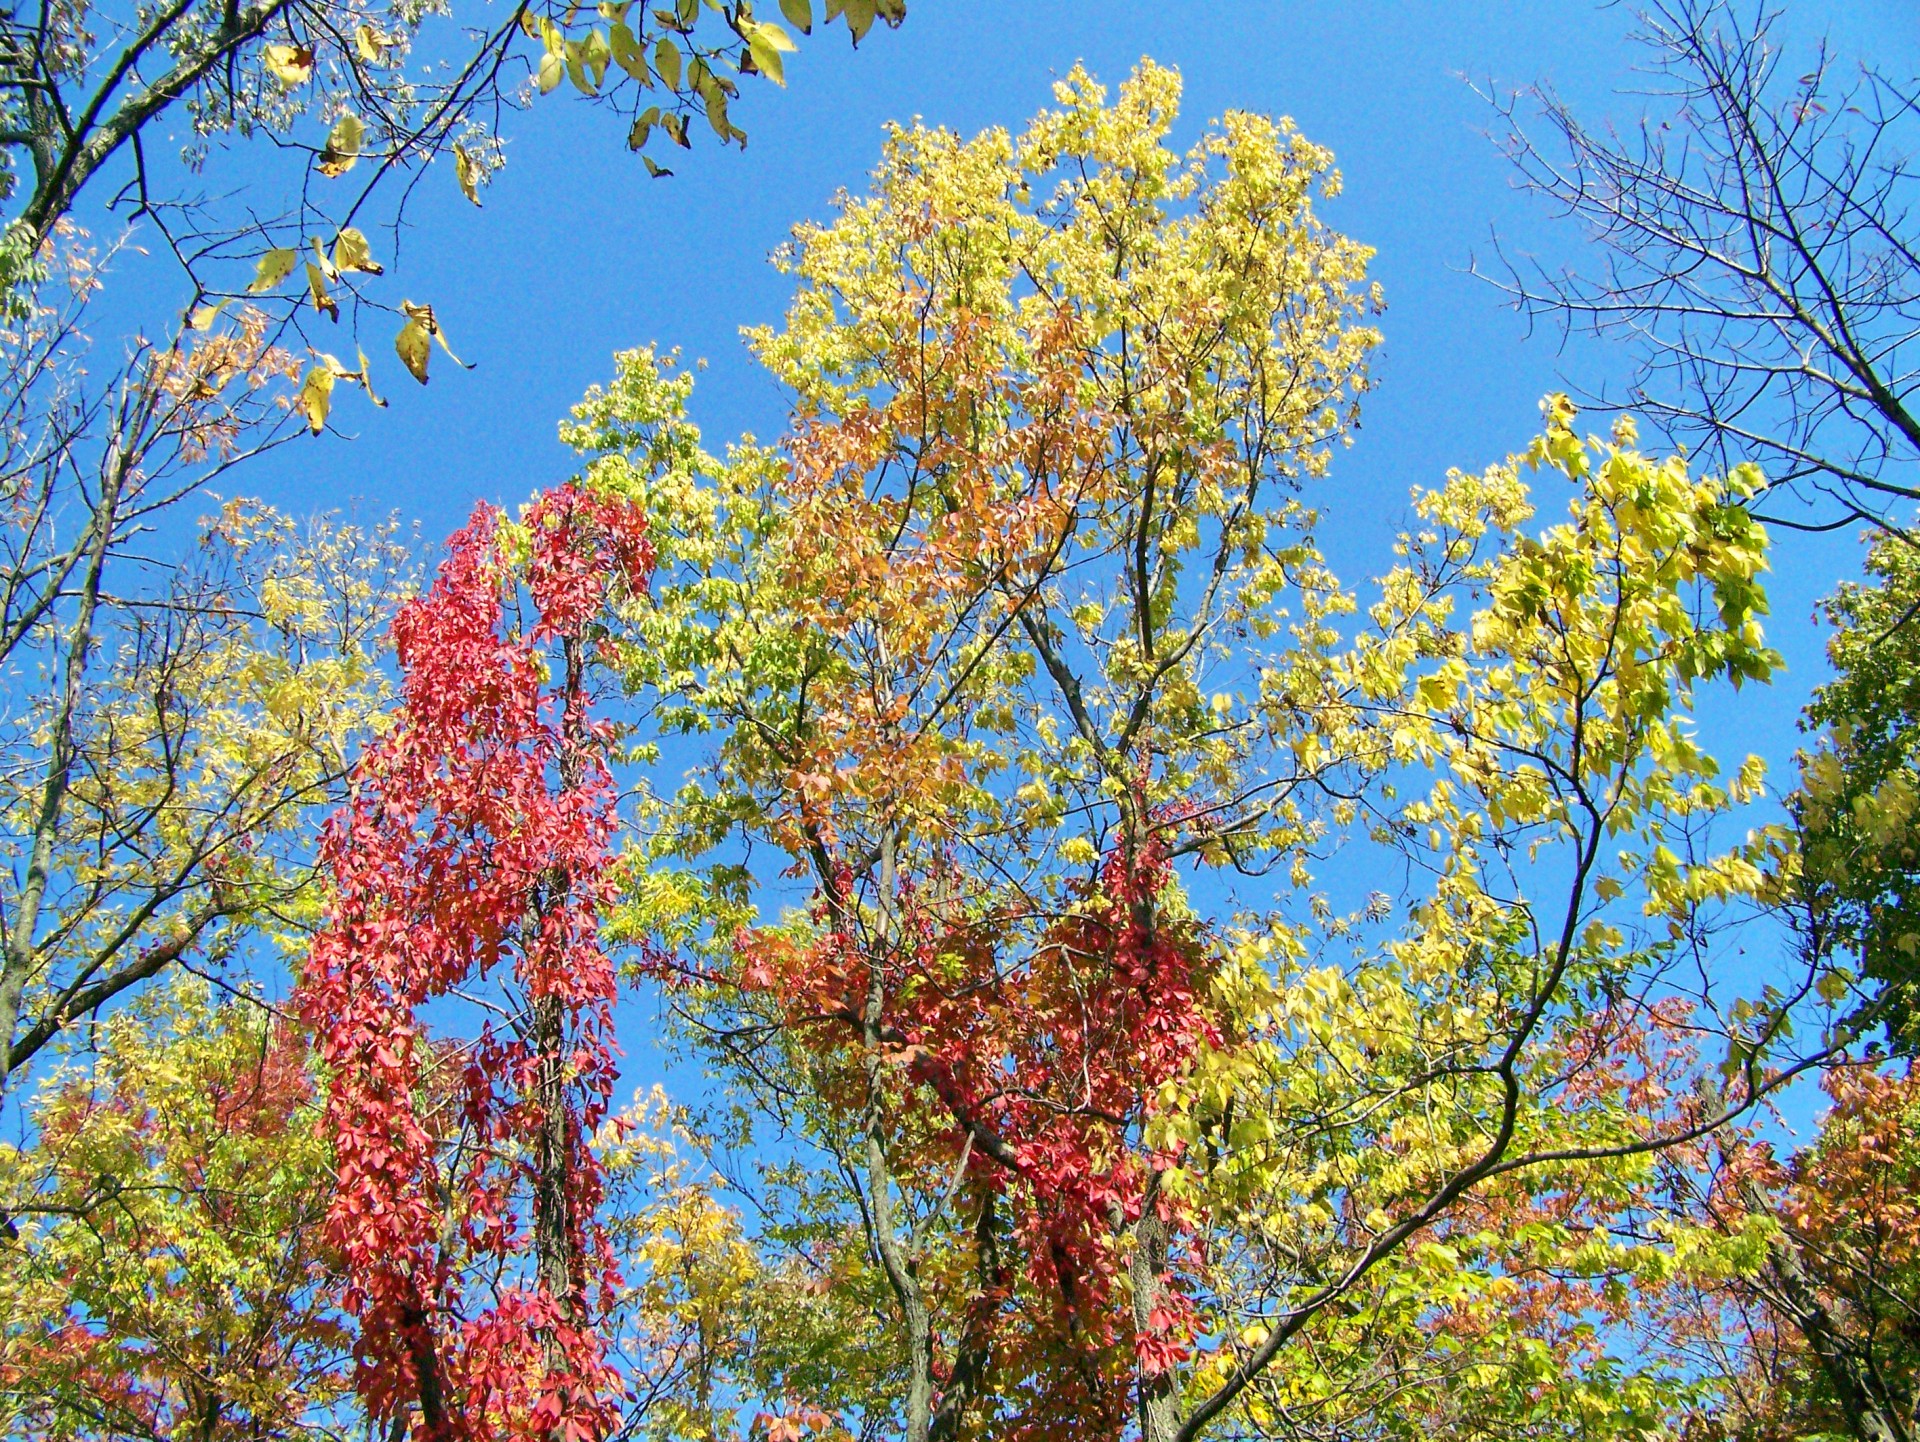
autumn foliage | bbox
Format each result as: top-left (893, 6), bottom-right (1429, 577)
top-left (297, 484), bottom-right (650, 1441)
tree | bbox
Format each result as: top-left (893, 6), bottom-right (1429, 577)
top-left (1797, 528), bottom-right (1920, 1046)
top-left (0, 497), bottom-right (412, 1116)
top-left (297, 480), bottom-right (654, 1440)
top-left (579, 63), bottom-right (1839, 1442)
top-left (1484, 0), bottom-right (1920, 536)
top-left (0, 0), bottom-right (903, 1132)
top-left (0, 978), bottom-right (352, 1441)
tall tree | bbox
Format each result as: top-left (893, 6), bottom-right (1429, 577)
top-left (298, 481), bottom-right (652, 1440)
top-left (584, 63), bottom-right (1841, 1442)
top-left (0, 0), bottom-right (903, 1129)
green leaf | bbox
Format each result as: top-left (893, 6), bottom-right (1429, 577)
top-left (654, 36), bottom-right (682, 90)
top-left (778, 0), bottom-right (812, 33)
top-left (609, 22), bottom-right (651, 82)
top-left (643, 154), bottom-right (672, 178)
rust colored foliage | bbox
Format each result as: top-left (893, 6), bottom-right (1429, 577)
top-left (737, 813), bottom-right (1220, 1432)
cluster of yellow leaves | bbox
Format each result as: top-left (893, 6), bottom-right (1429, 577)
top-left (0, 980), bottom-right (349, 1441)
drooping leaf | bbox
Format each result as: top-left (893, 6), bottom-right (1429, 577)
top-left (305, 263), bottom-right (339, 321)
top-left (779, 0), bottom-right (813, 34)
top-left (298, 365), bottom-right (335, 432)
top-left (609, 21), bottom-right (651, 83)
top-left (744, 21), bottom-right (793, 86)
top-left (538, 49), bottom-right (566, 93)
top-left (454, 144), bottom-right (484, 206)
top-left (394, 301), bottom-right (468, 384)
top-left (653, 36), bottom-right (682, 90)
top-left (395, 317), bottom-right (431, 384)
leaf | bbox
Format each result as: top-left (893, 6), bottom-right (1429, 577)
top-left (316, 114), bottom-right (364, 178)
top-left (353, 24), bottom-right (391, 62)
top-left (356, 348), bottom-right (388, 408)
top-left (395, 301), bottom-right (469, 385)
top-left (654, 37), bottom-right (682, 90)
top-left (778, 0), bottom-right (812, 33)
top-left (305, 263), bottom-right (339, 321)
top-left (565, 39), bottom-right (595, 95)
top-left (298, 366), bottom-right (335, 433)
top-left (582, 29), bottom-right (612, 88)
top-left (627, 105), bottom-right (661, 150)
top-left (839, 0), bottom-right (875, 44)
top-left (609, 21), bottom-right (650, 83)
top-left (663, 111), bottom-right (689, 148)
top-left (332, 228), bottom-right (382, 275)
top-left (702, 82), bottom-right (732, 139)
top-left (745, 22), bottom-right (793, 86)
top-left (454, 144), bottom-right (484, 206)
top-left (187, 299), bottom-right (229, 330)
top-left (263, 43), bottom-right (315, 87)
top-left (395, 317), bottom-right (431, 384)
top-left (309, 236), bottom-right (338, 280)
top-left (642, 154), bottom-right (672, 178)
top-left (249, 247), bottom-right (299, 294)
top-left (538, 50), bottom-right (566, 93)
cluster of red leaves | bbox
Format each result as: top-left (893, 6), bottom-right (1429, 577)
top-left (737, 818), bottom-right (1219, 1434)
top-left (299, 485), bottom-right (651, 1442)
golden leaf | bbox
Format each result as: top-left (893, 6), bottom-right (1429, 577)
top-left (332, 227), bottom-right (383, 275)
top-left (249, 247), bottom-right (298, 294)
top-left (316, 114), bottom-right (364, 178)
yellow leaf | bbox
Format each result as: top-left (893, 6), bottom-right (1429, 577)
top-left (654, 37), bottom-right (682, 90)
top-left (332, 227), bottom-right (382, 275)
top-left (537, 50), bottom-right (565, 93)
top-left (746, 27), bottom-right (786, 86)
top-left (400, 300), bottom-right (468, 368)
top-left (309, 235), bottom-right (338, 280)
top-left (454, 144), bottom-right (484, 206)
top-left (316, 114), bottom-right (364, 178)
top-left (395, 318), bottom-right (431, 384)
top-left (187, 299), bottom-right (229, 330)
top-left (305, 263), bottom-right (338, 321)
top-left (356, 347), bottom-right (388, 408)
top-left (298, 366), bottom-right (335, 433)
top-left (353, 24), bottom-right (391, 62)
top-left (249, 247), bottom-right (298, 293)
top-left (263, 43), bottom-right (314, 86)
top-left (564, 39), bottom-right (595, 95)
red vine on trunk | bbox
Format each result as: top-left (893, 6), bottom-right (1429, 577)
top-left (299, 485), bottom-right (651, 1442)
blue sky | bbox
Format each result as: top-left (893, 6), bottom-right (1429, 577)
top-left (221, 0), bottom-right (1907, 718)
